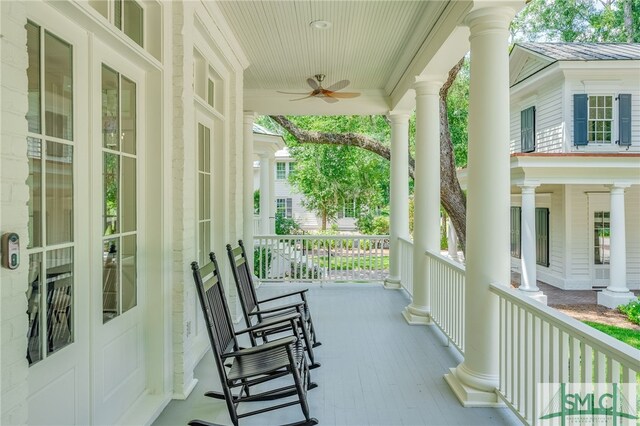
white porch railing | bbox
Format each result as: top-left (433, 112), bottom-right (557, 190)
top-left (253, 216), bottom-right (261, 235)
top-left (254, 235), bottom-right (389, 282)
top-left (398, 237), bottom-right (414, 295)
top-left (427, 249), bottom-right (465, 354)
top-left (490, 284), bottom-right (640, 425)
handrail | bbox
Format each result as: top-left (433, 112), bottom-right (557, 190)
top-left (398, 237), bottom-right (414, 296)
top-left (490, 283), bottom-right (640, 424)
top-left (426, 249), bottom-right (466, 354)
top-left (254, 234), bottom-right (390, 240)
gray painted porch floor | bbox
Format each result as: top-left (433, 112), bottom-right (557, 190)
top-left (153, 283), bottom-right (520, 426)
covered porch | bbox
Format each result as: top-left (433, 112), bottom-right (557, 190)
top-left (154, 283), bottom-right (518, 426)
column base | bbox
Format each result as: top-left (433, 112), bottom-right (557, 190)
top-left (402, 304), bottom-right (431, 325)
top-left (518, 289), bottom-right (547, 305)
top-left (597, 289), bottom-right (636, 309)
top-left (383, 277), bottom-right (402, 290)
top-left (444, 368), bottom-right (503, 407)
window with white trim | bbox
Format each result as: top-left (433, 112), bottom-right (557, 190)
top-left (276, 198), bottom-right (293, 218)
top-left (276, 161), bottom-right (295, 180)
top-left (594, 211), bottom-right (610, 265)
top-left (588, 95), bottom-right (613, 144)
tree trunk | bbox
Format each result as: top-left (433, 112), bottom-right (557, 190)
top-left (321, 210), bottom-right (327, 230)
top-left (269, 57), bottom-right (468, 250)
top-left (624, 0), bottom-right (634, 42)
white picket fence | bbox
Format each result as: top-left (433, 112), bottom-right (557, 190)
top-left (254, 235), bottom-right (389, 282)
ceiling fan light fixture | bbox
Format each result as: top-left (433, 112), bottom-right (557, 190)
top-left (309, 20), bottom-right (332, 30)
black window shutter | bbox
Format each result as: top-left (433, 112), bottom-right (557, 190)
top-left (618, 94), bottom-right (632, 146)
top-left (521, 106), bottom-right (535, 152)
top-left (574, 94), bottom-right (588, 146)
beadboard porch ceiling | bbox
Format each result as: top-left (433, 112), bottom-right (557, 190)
top-left (215, 0), bottom-right (474, 115)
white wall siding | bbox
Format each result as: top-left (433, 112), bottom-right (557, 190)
top-left (0, 2), bottom-right (30, 424)
top-left (568, 185), bottom-right (592, 285)
top-left (547, 187), bottom-right (565, 277)
top-left (510, 81), bottom-right (564, 153)
top-left (626, 185), bottom-right (640, 289)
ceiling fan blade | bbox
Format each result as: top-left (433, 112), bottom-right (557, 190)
top-left (325, 91), bottom-right (360, 99)
top-left (320, 94), bottom-right (339, 103)
top-left (289, 95), bottom-right (314, 101)
top-left (307, 78), bottom-right (319, 90)
top-left (325, 79), bottom-right (350, 92)
top-left (277, 90), bottom-right (313, 95)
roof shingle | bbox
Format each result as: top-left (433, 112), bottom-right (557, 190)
top-left (515, 43), bottom-right (640, 61)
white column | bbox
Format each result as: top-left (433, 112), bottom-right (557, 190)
top-left (268, 156), bottom-right (276, 234)
top-left (259, 154), bottom-right (270, 234)
top-left (598, 183), bottom-right (635, 308)
top-left (402, 79), bottom-right (442, 325)
top-left (447, 218), bottom-right (459, 262)
top-left (518, 183), bottom-right (547, 304)
top-left (243, 113), bottom-right (255, 268)
top-left (385, 112), bottom-right (410, 290)
top-left (444, 6), bottom-right (516, 406)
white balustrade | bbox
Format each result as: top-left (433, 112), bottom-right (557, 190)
top-left (490, 284), bottom-right (640, 425)
top-left (254, 235), bottom-right (389, 283)
top-left (427, 249), bottom-right (466, 354)
top-left (253, 216), bottom-right (261, 235)
top-left (398, 237), bottom-right (414, 296)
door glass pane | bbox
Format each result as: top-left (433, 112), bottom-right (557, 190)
top-left (114, 0), bottom-right (123, 29)
top-left (121, 156), bottom-right (136, 233)
top-left (199, 222), bottom-right (210, 265)
top-left (102, 65), bottom-right (120, 150)
top-left (45, 141), bottom-right (73, 245)
top-left (28, 138), bottom-right (43, 248)
top-left (46, 247), bottom-right (73, 354)
top-left (121, 77), bottom-right (136, 154)
top-left (104, 153), bottom-right (119, 235)
top-left (44, 32), bottom-right (73, 141)
top-left (594, 211), bottom-right (610, 265)
top-left (121, 235), bottom-right (137, 313)
top-left (27, 253), bottom-right (43, 365)
top-left (123, 0), bottom-right (144, 47)
top-left (103, 239), bottom-right (119, 322)
top-left (26, 22), bottom-right (41, 134)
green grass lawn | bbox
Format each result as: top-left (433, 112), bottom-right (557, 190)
top-left (315, 255), bottom-right (389, 271)
top-left (583, 321), bottom-right (640, 350)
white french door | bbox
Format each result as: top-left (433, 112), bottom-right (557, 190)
top-left (588, 193), bottom-right (611, 287)
top-left (90, 41), bottom-right (147, 425)
top-left (25, 6), bottom-right (90, 425)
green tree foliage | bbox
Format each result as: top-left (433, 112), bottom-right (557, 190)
top-left (511, 0), bottom-right (639, 43)
top-left (258, 115), bottom-right (390, 230)
top-left (447, 59), bottom-right (469, 168)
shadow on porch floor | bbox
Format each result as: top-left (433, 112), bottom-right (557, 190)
top-left (153, 283), bottom-right (520, 426)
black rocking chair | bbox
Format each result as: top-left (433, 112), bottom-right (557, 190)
top-left (225, 241), bottom-right (321, 368)
top-left (189, 255), bottom-right (318, 426)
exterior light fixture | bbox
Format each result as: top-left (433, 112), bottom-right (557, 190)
top-left (309, 20), bottom-right (332, 30)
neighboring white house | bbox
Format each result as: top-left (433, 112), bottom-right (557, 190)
top-left (507, 43), bottom-right (640, 307)
top-left (252, 138), bottom-right (359, 232)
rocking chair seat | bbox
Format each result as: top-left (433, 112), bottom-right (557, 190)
top-left (226, 336), bottom-right (304, 382)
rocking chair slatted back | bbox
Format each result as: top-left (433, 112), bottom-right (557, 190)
top-left (192, 255), bottom-right (238, 363)
top-left (226, 243), bottom-right (259, 319)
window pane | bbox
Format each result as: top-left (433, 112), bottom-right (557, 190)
top-left (44, 32), bottom-right (73, 141)
top-left (28, 138), bottom-right (43, 248)
top-left (594, 211), bottom-right (610, 265)
top-left (114, 0), bottom-right (122, 29)
top-left (605, 96), bottom-right (612, 107)
top-left (207, 79), bottom-right (214, 107)
top-left (102, 65), bottom-right (119, 150)
top-left (46, 247), bottom-right (73, 354)
top-left (27, 253), bottom-right (43, 364)
top-left (121, 77), bottom-right (136, 155)
top-left (199, 221), bottom-right (211, 265)
top-left (104, 153), bottom-right (119, 235)
top-left (276, 163), bottom-right (286, 179)
top-left (123, 0), bottom-right (144, 47)
top-left (199, 173), bottom-right (210, 220)
top-left (121, 235), bottom-right (137, 313)
top-left (45, 141), bottom-right (73, 245)
top-left (103, 239), bottom-right (119, 322)
top-left (121, 156), bottom-right (136, 233)
top-left (198, 124), bottom-right (205, 172)
top-left (26, 22), bottom-right (41, 134)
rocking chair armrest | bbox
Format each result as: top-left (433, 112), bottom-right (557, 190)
top-left (222, 335), bottom-right (297, 358)
top-left (235, 312), bottom-right (301, 336)
top-left (257, 289), bottom-right (309, 304)
top-left (249, 301), bottom-right (305, 316)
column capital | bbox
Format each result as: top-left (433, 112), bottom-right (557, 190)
top-left (387, 111), bottom-right (411, 123)
top-left (517, 182), bottom-right (540, 193)
top-left (609, 182), bottom-right (631, 192)
top-left (465, 5), bottom-right (517, 38)
top-left (414, 79), bottom-right (443, 96)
